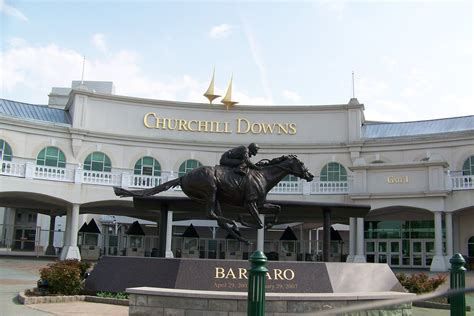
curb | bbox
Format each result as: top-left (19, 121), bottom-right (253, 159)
top-left (17, 291), bottom-right (129, 306)
top-left (413, 301), bottom-right (471, 312)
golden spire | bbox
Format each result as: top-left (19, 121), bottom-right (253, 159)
top-left (221, 75), bottom-right (238, 110)
top-left (203, 69), bottom-right (220, 104)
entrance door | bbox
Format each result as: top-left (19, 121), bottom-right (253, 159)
top-left (13, 228), bottom-right (36, 250)
top-left (411, 240), bottom-right (435, 268)
top-left (365, 240), bottom-right (401, 266)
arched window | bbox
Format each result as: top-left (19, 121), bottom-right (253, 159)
top-left (134, 156), bottom-right (161, 176)
top-left (468, 236), bottom-right (474, 257)
top-left (320, 162), bottom-right (347, 182)
top-left (178, 159), bottom-right (202, 177)
top-left (0, 139), bottom-right (12, 161)
top-left (462, 156), bottom-right (474, 175)
top-left (36, 147), bottom-right (66, 168)
top-left (83, 152), bottom-right (111, 172)
top-left (282, 174), bottom-right (298, 182)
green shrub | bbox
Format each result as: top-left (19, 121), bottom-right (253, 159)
top-left (396, 272), bottom-right (447, 294)
top-left (39, 260), bottom-right (91, 295)
top-left (96, 291), bottom-right (129, 300)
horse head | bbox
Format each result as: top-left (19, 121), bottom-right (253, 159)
top-left (284, 155), bottom-right (314, 182)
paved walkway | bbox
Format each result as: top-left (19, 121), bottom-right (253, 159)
top-left (0, 258), bottom-right (127, 315)
top-left (1, 257), bottom-right (473, 315)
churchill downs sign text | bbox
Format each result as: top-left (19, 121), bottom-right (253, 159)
top-left (143, 112), bottom-right (297, 135)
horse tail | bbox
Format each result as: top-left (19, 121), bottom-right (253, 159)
top-left (113, 177), bottom-right (182, 197)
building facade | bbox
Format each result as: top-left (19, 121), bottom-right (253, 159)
top-left (0, 81), bottom-right (473, 271)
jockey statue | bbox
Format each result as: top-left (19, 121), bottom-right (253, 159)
top-left (219, 143), bottom-right (261, 175)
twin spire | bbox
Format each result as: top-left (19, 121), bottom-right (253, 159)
top-left (203, 70), bottom-right (238, 110)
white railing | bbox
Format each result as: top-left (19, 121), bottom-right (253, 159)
top-left (311, 180), bottom-right (349, 194)
top-left (0, 160), bottom-right (25, 177)
top-left (450, 175), bottom-right (474, 190)
top-left (270, 180), bottom-right (302, 194)
top-left (130, 175), bottom-right (167, 188)
top-left (34, 165), bottom-right (74, 182)
top-left (82, 170), bottom-right (121, 186)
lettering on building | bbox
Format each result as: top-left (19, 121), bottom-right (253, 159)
top-left (387, 176), bottom-right (409, 184)
top-left (143, 112), bottom-right (297, 136)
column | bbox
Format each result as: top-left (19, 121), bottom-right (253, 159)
top-left (158, 203), bottom-right (168, 257)
top-left (59, 204), bottom-right (81, 260)
top-left (430, 211), bottom-right (448, 271)
top-left (346, 217), bottom-right (356, 262)
top-left (353, 217), bottom-right (366, 263)
top-left (257, 214), bottom-right (265, 252)
top-left (445, 212), bottom-right (453, 264)
top-left (165, 211), bottom-right (174, 258)
top-left (45, 215), bottom-right (56, 256)
top-left (322, 208), bottom-right (331, 262)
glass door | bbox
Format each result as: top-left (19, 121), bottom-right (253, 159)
top-left (388, 240), bottom-right (401, 267)
top-left (411, 240), bottom-right (424, 267)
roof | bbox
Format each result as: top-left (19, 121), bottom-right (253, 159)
top-left (0, 98), bottom-right (71, 125)
top-left (362, 115), bottom-right (474, 138)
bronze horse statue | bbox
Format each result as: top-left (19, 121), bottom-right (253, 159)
top-left (114, 155), bottom-right (314, 244)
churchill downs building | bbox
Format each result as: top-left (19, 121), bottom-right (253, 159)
top-left (0, 81), bottom-right (473, 272)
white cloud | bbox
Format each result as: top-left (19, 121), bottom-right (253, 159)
top-left (208, 24), bottom-right (232, 39)
top-left (0, 0), bottom-right (28, 21)
top-left (282, 89), bottom-right (301, 102)
top-left (357, 77), bottom-right (387, 100)
top-left (0, 38), bottom-right (270, 106)
top-left (241, 16), bottom-right (273, 104)
top-left (92, 33), bottom-right (107, 53)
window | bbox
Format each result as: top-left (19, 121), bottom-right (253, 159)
top-left (36, 147), bottom-right (66, 168)
top-left (134, 156), bottom-right (161, 176)
top-left (282, 174), bottom-right (298, 182)
top-left (320, 162), bottom-right (347, 182)
top-left (468, 236), bottom-right (474, 257)
top-left (0, 139), bottom-right (12, 161)
top-left (178, 159), bottom-right (202, 177)
top-left (462, 156), bottom-right (474, 176)
top-left (84, 152), bottom-right (111, 172)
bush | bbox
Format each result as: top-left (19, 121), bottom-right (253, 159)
top-left (396, 272), bottom-right (447, 294)
top-left (39, 260), bottom-right (91, 295)
top-left (96, 291), bottom-right (129, 300)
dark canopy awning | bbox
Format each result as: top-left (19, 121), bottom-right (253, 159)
top-left (132, 196), bottom-right (370, 224)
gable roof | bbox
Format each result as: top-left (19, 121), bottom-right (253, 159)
top-left (0, 98), bottom-right (71, 125)
top-left (362, 115), bottom-right (474, 138)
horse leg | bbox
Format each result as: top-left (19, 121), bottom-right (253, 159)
top-left (216, 218), bottom-right (250, 245)
top-left (237, 215), bottom-right (262, 230)
top-left (247, 201), bottom-right (264, 229)
top-left (261, 203), bottom-right (281, 229)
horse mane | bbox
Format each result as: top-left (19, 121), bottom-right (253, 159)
top-left (257, 155), bottom-right (297, 167)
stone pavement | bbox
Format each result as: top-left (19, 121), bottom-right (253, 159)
top-left (1, 257), bottom-right (473, 315)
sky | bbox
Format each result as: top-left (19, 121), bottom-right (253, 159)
top-left (0, 0), bottom-right (472, 122)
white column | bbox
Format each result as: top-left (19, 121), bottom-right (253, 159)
top-left (257, 214), bottom-right (265, 252)
top-left (353, 217), bottom-right (366, 263)
top-left (165, 211), bottom-right (174, 258)
top-left (59, 204), bottom-right (81, 260)
top-left (346, 217), bottom-right (356, 262)
top-left (444, 212), bottom-right (453, 266)
top-left (430, 211), bottom-right (448, 271)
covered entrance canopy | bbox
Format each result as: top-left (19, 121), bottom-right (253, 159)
top-left (132, 196), bottom-right (370, 261)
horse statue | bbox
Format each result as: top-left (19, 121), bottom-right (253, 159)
top-left (114, 155), bottom-right (314, 244)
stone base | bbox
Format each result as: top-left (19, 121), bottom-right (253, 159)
top-left (127, 287), bottom-right (414, 316)
top-left (59, 246), bottom-right (81, 260)
top-left (353, 255), bottom-right (366, 263)
top-left (44, 245), bottom-right (56, 256)
top-left (430, 255), bottom-right (449, 272)
top-left (165, 250), bottom-right (174, 258)
top-left (346, 255), bottom-right (354, 263)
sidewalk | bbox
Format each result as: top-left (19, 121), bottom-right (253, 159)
top-left (0, 257), bottom-right (127, 315)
